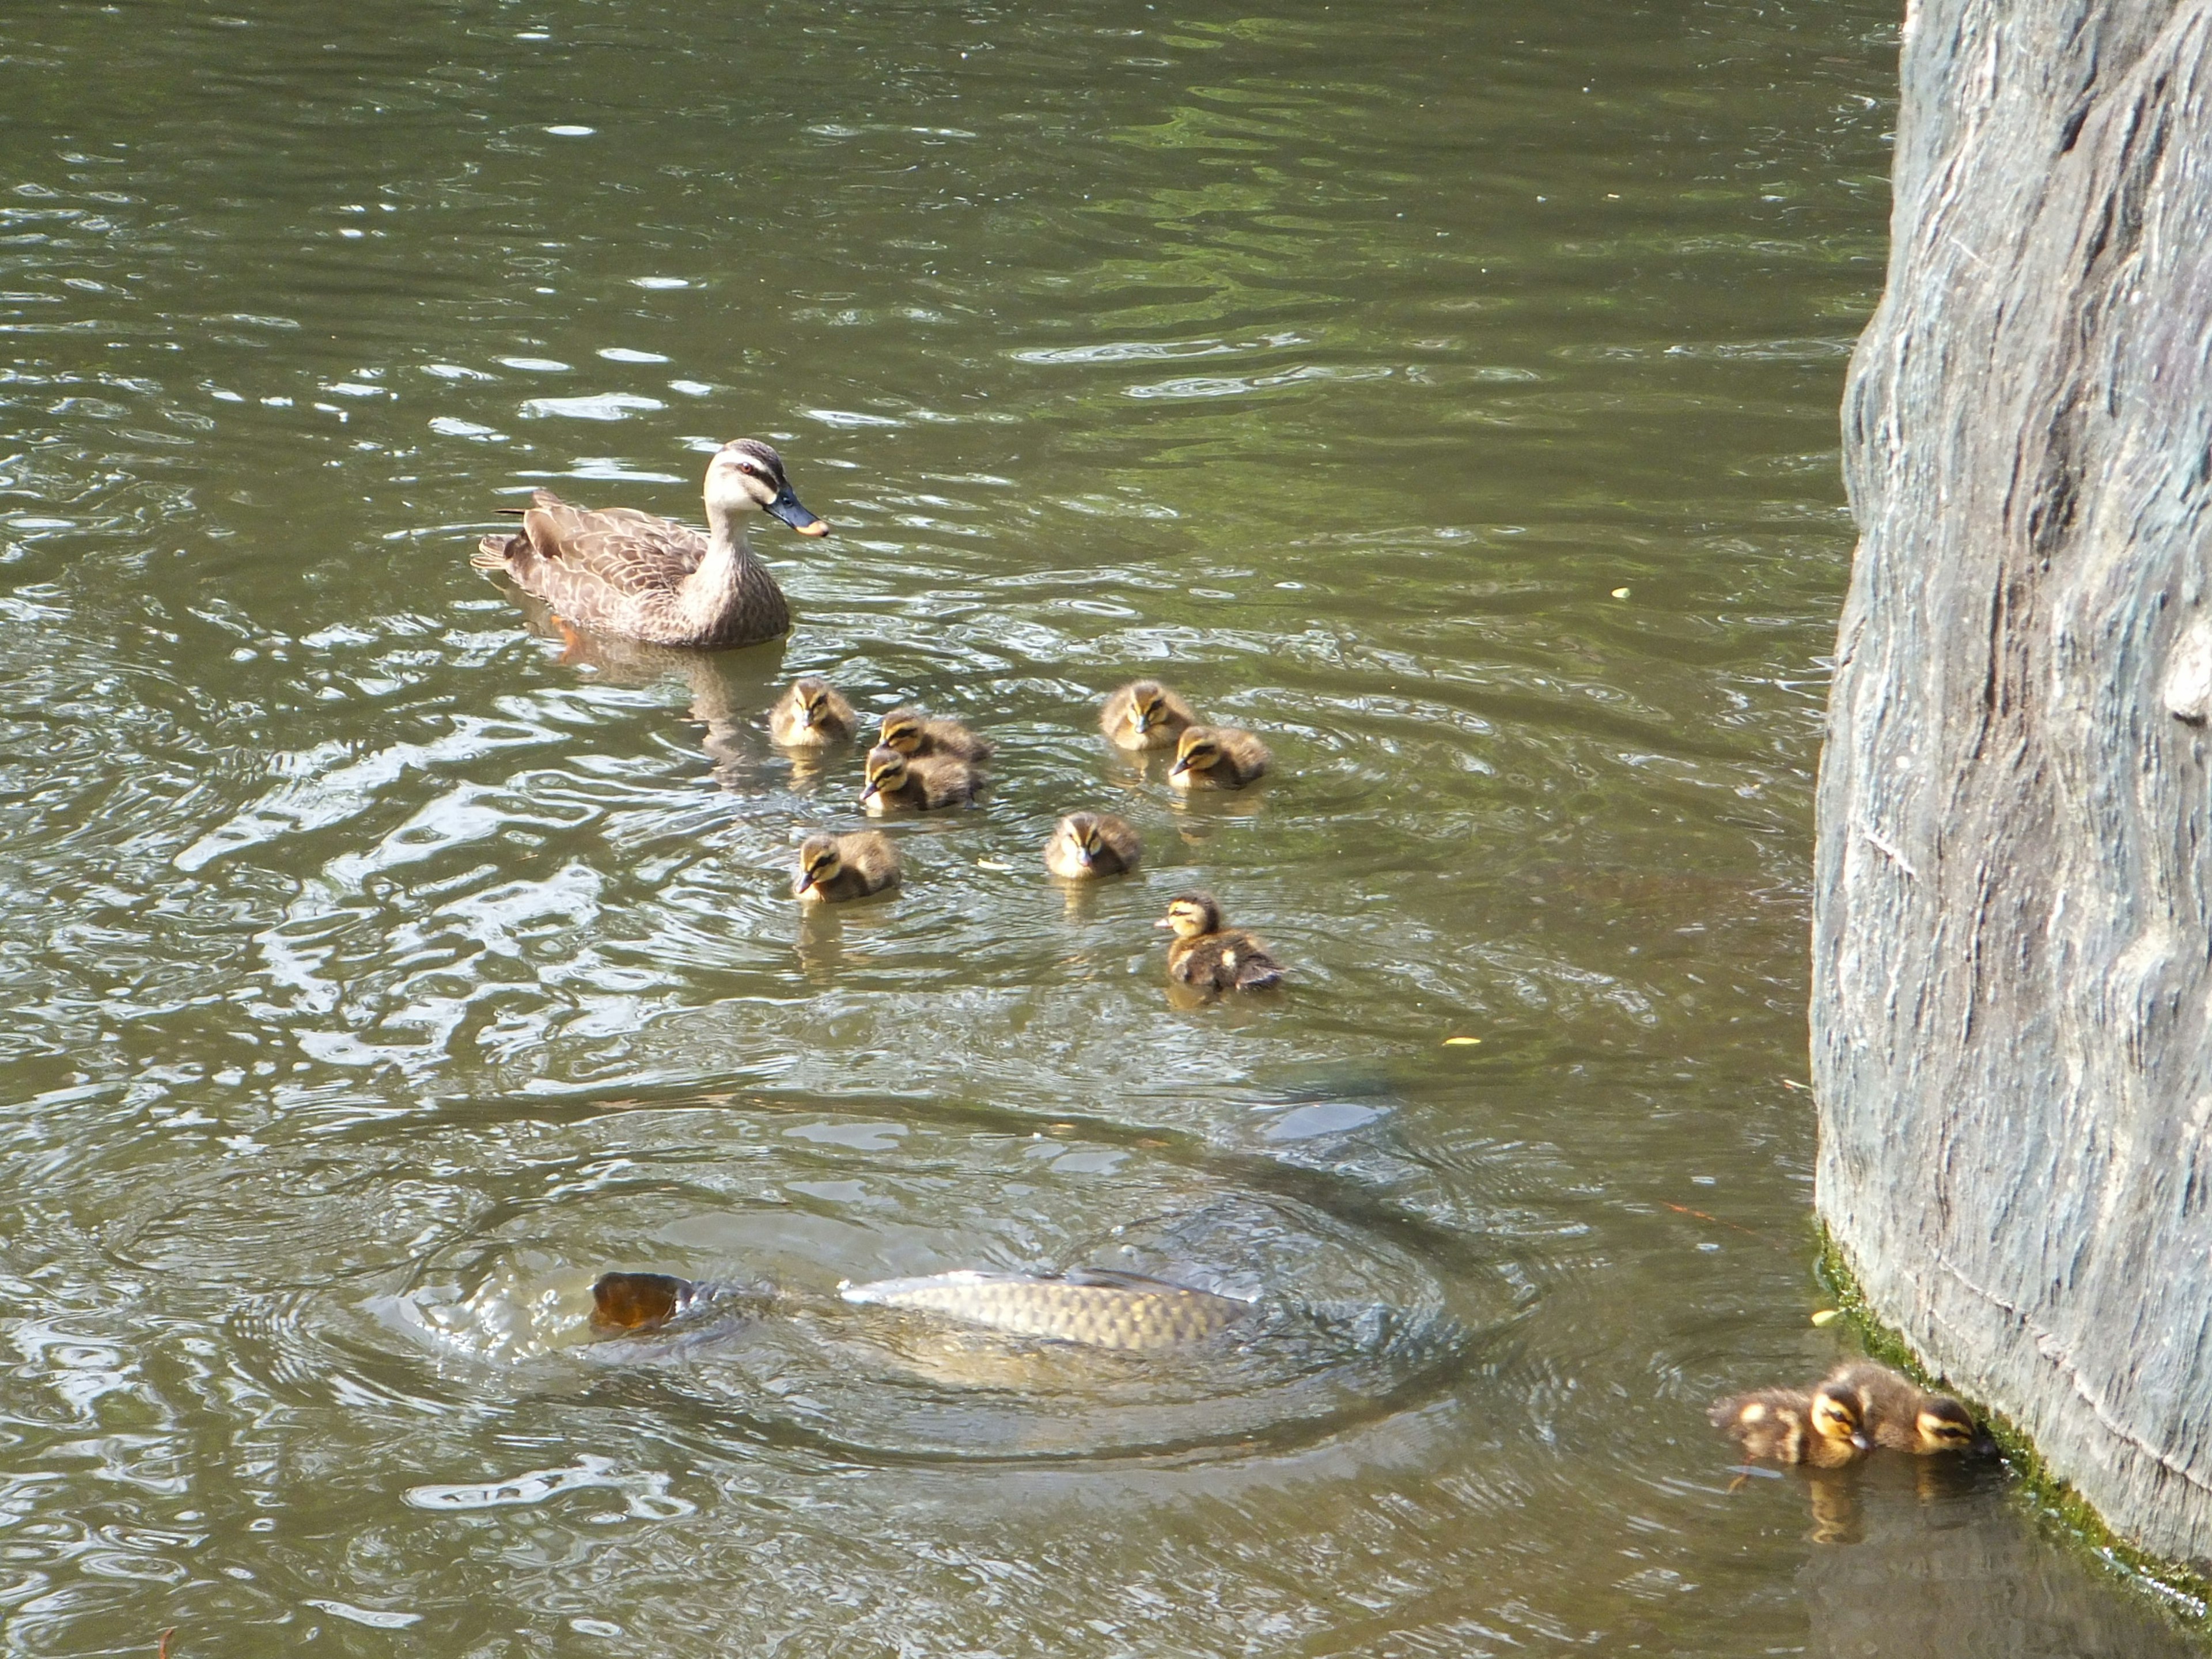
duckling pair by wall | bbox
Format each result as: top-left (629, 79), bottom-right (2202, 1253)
top-left (1712, 1360), bottom-right (1985, 1467)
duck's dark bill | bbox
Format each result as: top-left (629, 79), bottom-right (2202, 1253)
top-left (767, 488), bottom-right (830, 537)
top-left (591, 1271), bottom-right (690, 1331)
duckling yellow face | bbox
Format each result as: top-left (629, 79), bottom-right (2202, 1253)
top-left (1810, 1384), bottom-right (1871, 1452)
top-left (1062, 812), bottom-right (1106, 865)
top-left (879, 708), bottom-right (926, 754)
top-left (1916, 1399), bottom-right (1979, 1452)
top-left (1156, 893), bottom-right (1221, 939)
top-left (791, 678), bottom-right (836, 729)
top-left (1169, 730), bottom-right (1220, 779)
top-left (1126, 681), bottom-right (1172, 736)
top-left (794, 835), bottom-right (843, 897)
top-left (859, 746), bottom-right (908, 804)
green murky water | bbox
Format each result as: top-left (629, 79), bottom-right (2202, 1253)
top-left (0, 1), bottom-right (2198, 1654)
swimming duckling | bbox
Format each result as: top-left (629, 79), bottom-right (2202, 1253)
top-left (1100, 679), bottom-right (1198, 752)
top-left (1710, 1379), bottom-right (1872, 1467)
top-left (859, 744), bottom-right (981, 813)
top-left (878, 706), bottom-right (993, 764)
top-left (1823, 1362), bottom-right (1985, 1455)
top-left (1043, 811), bottom-right (1141, 878)
top-left (1169, 725), bottom-right (1270, 790)
top-left (769, 677), bottom-right (857, 747)
top-left (791, 831), bottom-right (902, 902)
top-left (1156, 892), bottom-right (1284, 991)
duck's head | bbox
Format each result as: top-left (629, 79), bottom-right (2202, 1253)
top-left (1809, 1381), bottom-right (1872, 1453)
top-left (1169, 726), bottom-right (1224, 780)
top-left (793, 833), bottom-right (844, 896)
top-left (1914, 1395), bottom-right (1984, 1454)
top-left (1056, 812), bottom-right (1110, 869)
top-left (1156, 891), bottom-right (1223, 939)
top-left (704, 438), bottom-right (828, 536)
top-left (788, 677), bottom-right (839, 731)
top-left (878, 707), bottom-right (928, 755)
top-left (859, 744), bottom-right (909, 805)
top-left (1119, 681), bottom-right (1176, 738)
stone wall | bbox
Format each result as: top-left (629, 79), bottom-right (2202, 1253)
top-left (1815, 0), bottom-right (2212, 1567)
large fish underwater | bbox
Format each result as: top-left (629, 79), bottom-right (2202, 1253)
top-left (590, 1266), bottom-right (1251, 1353)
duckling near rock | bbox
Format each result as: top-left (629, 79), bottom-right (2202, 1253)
top-left (1044, 811), bottom-right (1141, 878)
top-left (859, 744), bottom-right (982, 814)
top-left (1100, 680), bottom-right (1198, 752)
top-left (1156, 892), bottom-right (1283, 992)
top-left (1710, 1379), bottom-right (1872, 1467)
top-left (1823, 1362), bottom-right (1986, 1455)
top-left (791, 831), bottom-right (902, 903)
top-left (1169, 725), bottom-right (1270, 790)
top-left (769, 677), bottom-right (857, 747)
top-left (878, 706), bottom-right (993, 764)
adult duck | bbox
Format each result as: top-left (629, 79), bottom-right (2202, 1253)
top-left (473, 438), bottom-right (828, 648)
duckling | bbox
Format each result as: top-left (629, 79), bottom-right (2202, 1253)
top-left (878, 706), bottom-right (993, 764)
top-left (1169, 725), bottom-right (1270, 790)
top-left (859, 744), bottom-right (981, 813)
top-left (1709, 1378), bottom-right (1872, 1468)
top-left (1156, 892), bottom-right (1283, 991)
top-left (1823, 1362), bottom-right (1985, 1455)
top-left (769, 677), bottom-right (857, 747)
top-left (791, 831), bottom-right (902, 903)
top-left (1100, 679), bottom-right (1198, 752)
top-left (1043, 811), bottom-right (1141, 878)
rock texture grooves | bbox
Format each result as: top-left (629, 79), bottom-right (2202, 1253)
top-left (1816, 0), bottom-right (2212, 1567)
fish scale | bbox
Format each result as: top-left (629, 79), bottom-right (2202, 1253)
top-left (839, 1271), bottom-right (1249, 1351)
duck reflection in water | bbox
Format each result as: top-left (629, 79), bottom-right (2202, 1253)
top-left (503, 589), bottom-right (790, 791)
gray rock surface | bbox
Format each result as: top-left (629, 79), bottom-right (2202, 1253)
top-left (1815, 0), bottom-right (2212, 1569)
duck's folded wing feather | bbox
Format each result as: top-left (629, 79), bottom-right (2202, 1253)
top-left (519, 501), bottom-right (707, 598)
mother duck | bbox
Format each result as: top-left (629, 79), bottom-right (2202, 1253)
top-left (472, 438), bottom-right (828, 649)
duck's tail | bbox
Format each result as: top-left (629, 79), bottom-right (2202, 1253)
top-left (471, 533), bottom-right (516, 570)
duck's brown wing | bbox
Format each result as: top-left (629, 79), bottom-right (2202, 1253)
top-left (512, 491), bottom-right (707, 600)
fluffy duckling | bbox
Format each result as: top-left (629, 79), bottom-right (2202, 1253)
top-left (791, 831), bottom-right (901, 903)
top-left (1169, 725), bottom-right (1270, 790)
top-left (1157, 892), bottom-right (1283, 991)
top-left (1100, 679), bottom-right (1198, 752)
top-left (1824, 1362), bottom-right (1985, 1455)
top-left (1044, 811), bottom-right (1141, 878)
top-left (878, 706), bottom-right (993, 764)
top-left (769, 677), bottom-right (857, 747)
top-left (859, 744), bottom-right (981, 813)
top-left (1710, 1379), bottom-right (1872, 1467)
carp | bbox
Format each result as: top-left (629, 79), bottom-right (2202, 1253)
top-left (592, 1267), bottom-right (1248, 1353)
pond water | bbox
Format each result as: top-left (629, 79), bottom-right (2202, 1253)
top-left (0, 1), bottom-right (2200, 1654)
